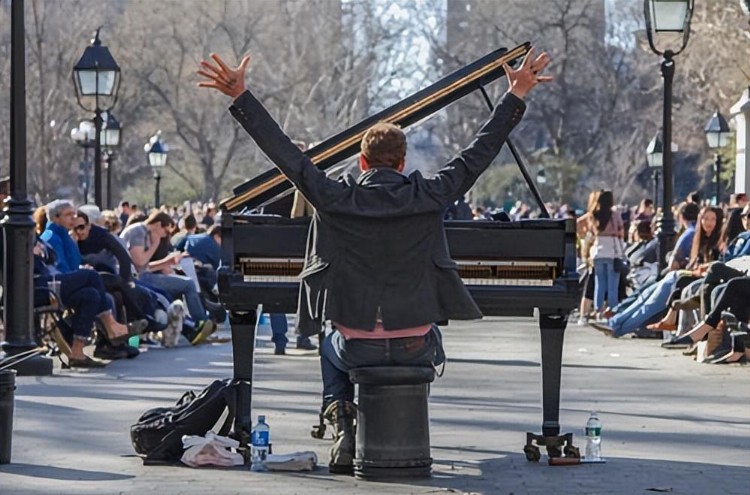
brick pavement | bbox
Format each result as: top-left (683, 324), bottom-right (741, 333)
top-left (1, 317), bottom-right (748, 495)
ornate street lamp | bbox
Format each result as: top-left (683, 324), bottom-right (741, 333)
top-left (70, 120), bottom-right (95, 203)
top-left (704, 110), bottom-right (732, 205)
top-left (643, 0), bottom-right (694, 271)
top-left (646, 131), bottom-right (664, 210)
top-left (145, 131), bottom-right (168, 208)
top-left (101, 112), bottom-right (121, 209)
top-left (2, 0), bottom-right (53, 375)
top-left (71, 27), bottom-right (120, 208)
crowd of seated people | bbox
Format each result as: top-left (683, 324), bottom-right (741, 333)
top-left (580, 190), bottom-right (750, 365)
top-left (19, 198), bottom-right (235, 368)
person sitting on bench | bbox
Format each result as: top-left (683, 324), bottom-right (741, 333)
top-left (198, 47), bottom-right (551, 473)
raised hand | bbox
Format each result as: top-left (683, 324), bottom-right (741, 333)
top-left (197, 53), bottom-right (250, 99)
top-left (502, 47), bottom-right (553, 100)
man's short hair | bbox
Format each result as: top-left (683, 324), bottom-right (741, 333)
top-left (687, 191), bottom-right (701, 204)
top-left (736, 193), bottom-right (747, 203)
top-left (76, 210), bottom-right (90, 224)
top-left (360, 122), bottom-right (406, 169)
top-left (119, 200), bottom-right (130, 208)
top-left (145, 211), bottom-right (174, 228)
top-left (46, 199), bottom-right (74, 219)
top-left (680, 202), bottom-right (700, 222)
top-left (183, 214), bottom-right (197, 231)
top-left (208, 225), bottom-right (221, 238)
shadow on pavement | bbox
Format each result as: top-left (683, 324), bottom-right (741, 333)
top-left (293, 453), bottom-right (750, 495)
top-left (0, 463), bottom-right (135, 481)
top-left (447, 357), bottom-right (539, 367)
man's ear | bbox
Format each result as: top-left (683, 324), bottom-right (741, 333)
top-left (396, 157), bottom-right (406, 173)
top-left (359, 155), bottom-right (369, 172)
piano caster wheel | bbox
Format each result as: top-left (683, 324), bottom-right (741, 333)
top-left (546, 445), bottom-right (563, 459)
top-left (311, 423), bottom-right (327, 439)
top-left (524, 444), bottom-right (541, 462)
top-left (564, 445), bottom-right (580, 459)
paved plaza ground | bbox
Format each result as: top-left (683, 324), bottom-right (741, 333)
top-left (1, 316), bottom-right (748, 495)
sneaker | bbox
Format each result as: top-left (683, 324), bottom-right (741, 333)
top-left (124, 345), bottom-right (140, 359)
top-left (68, 355), bottom-right (107, 368)
top-left (576, 317), bottom-right (588, 327)
top-left (191, 319), bottom-right (216, 345)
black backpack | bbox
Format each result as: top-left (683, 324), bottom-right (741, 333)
top-left (130, 378), bottom-right (237, 464)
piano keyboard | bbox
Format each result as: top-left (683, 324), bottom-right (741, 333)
top-left (239, 258), bottom-right (558, 287)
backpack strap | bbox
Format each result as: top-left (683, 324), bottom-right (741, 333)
top-left (217, 381), bottom-right (238, 437)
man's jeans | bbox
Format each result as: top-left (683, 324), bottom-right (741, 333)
top-left (269, 313), bottom-right (315, 350)
top-left (320, 325), bottom-right (445, 407)
top-left (270, 313), bottom-right (289, 349)
top-left (57, 269), bottom-right (112, 339)
top-left (139, 271), bottom-right (206, 323)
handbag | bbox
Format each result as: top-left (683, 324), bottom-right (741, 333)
top-left (613, 238), bottom-right (630, 276)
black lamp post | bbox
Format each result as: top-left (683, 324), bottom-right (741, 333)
top-left (1, 0), bottom-right (53, 375)
top-left (145, 131), bottom-right (168, 208)
top-left (70, 120), bottom-right (94, 204)
top-left (101, 111), bottom-right (121, 209)
top-left (646, 131), bottom-right (664, 210)
top-left (704, 110), bottom-right (731, 206)
top-left (72, 28), bottom-right (120, 209)
top-left (644, 0), bottom-right (694, 271)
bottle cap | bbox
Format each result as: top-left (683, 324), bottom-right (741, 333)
top-left (258, 415), bottom-right (265, 422)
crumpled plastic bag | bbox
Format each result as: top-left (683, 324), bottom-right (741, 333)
top-left (263, 451), bottom-right (318, 471)
top-left (181, 430), bottom-right (245, 468)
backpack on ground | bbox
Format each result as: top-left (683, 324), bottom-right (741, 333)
top-left (130, 378), bottom-right (237, 464)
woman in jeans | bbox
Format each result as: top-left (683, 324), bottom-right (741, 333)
top-left (587, 190), bottom-right (624, 317)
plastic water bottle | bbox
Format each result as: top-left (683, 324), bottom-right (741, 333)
top-left (250, 415), bottom-right (270, 471)
top-left (584, 411), bottom-right (602, 461)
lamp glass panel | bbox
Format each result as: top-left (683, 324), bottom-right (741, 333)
top-left (76, 70), bottom-right (99, 95)
top-left (706, 132), bottom-right (720, 149)
top-left (149, 152), bottom-right (167, 168)
top-left (652, 1), bottom-right (688, 32)
top-left (97, 70), bottom-right (117, 96)
top-left (647, 152), bottom-right (663, 168)
top-left (706, 131), bottom-right (731, 149)
top-left (101, 128), bottom-right (120, 147)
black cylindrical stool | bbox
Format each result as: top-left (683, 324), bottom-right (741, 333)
top-left (349, 366), bottom-right (435, 480)
top-left (0, 369), bottom-right (17, 464)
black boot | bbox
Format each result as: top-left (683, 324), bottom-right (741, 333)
top-left (323, 400), bottom-right (356, 474)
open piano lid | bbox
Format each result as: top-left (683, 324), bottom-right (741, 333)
top-left (221, 42), bottom-right (532, 214)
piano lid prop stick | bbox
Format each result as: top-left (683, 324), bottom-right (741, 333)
top-left (477, 85), bottom-right (550, 219)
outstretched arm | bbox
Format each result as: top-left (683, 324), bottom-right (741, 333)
top-left (197, 54), bottom-right (345, 209)
top-left (425, 48), bottom-right (552, 204)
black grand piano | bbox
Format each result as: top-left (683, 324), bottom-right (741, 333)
top-left (218, 42), bottom-right (581, 461)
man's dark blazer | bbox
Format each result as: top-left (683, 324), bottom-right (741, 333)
top-left (230, 90), bottom-right (526, 336)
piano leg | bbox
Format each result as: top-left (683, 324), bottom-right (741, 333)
top-left (524, 312), bottom-right (580, 462)
top-left (229, 309), bottom-right (257, 464)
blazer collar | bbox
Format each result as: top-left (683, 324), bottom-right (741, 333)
top-left (356, 167), bottom-right (407, 186)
